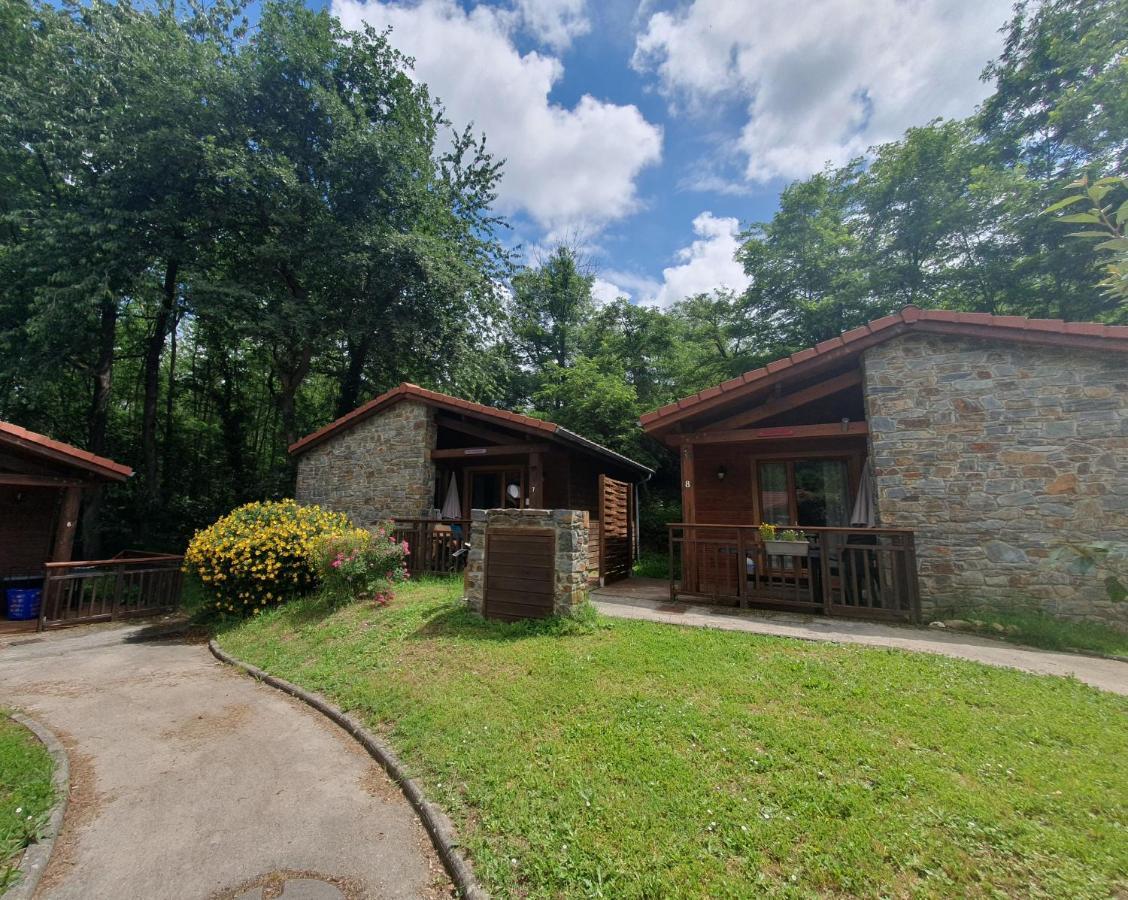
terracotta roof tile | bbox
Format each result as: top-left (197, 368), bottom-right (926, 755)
top-left (0, 421), bottom-right (133, 480)
top-left (641, 306), bottom-right (1128, 433)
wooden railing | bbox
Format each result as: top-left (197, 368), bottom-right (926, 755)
top-left (39, 554), bottom-right (184, 630)
top-left (668, 524), bottom-right (920, 622)
top-left (391, 519), bottom-right (472, 576)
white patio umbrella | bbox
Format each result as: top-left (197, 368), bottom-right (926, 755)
top-left (440, 474), bottom-right (462, 519)
top-left (850, 462), bottom-right (876, 527)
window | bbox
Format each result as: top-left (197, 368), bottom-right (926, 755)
top-left (756, 459), bottom-right (851, 527)
top-left (467, 468), bottom-right (526, 512)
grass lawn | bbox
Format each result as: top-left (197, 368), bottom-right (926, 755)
top-left (942, 609), bottom-right (1128, 659)
top-left (0, 714), bottom-right (55, 895)
top-left (217, 578), bottom-right (1128, 898)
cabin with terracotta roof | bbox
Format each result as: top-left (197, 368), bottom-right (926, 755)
top-left (290, 384), bottom-right (652, 583)
top-left (641, 307), bottom-right (1128, 629)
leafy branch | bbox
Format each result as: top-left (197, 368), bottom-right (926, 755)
top-left (1046, 175), bottom-right (1128, 303)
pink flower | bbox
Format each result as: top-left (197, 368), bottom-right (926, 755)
top-left (331, 558), bottom-right (342, 569)
top-left (401, 540), bottom-right (410, 556)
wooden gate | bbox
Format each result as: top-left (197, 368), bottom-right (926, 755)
top-left (598, 475), bottom-right (633, 583)
top-left (484, 527), bottom-right (555, 621)
top-left (40, 554), bottom-right (183, 629)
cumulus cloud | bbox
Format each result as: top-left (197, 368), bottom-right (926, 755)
top-left (596, 213), bottom-right (749, 307)
top-left (633, 0), bottom-right (1012, 181)
top-left (335, 0), bottom-right (662, 235)
top-left (514, 0), bottom-right (589, 49)
top-left (591, 278), bottom-right (628, 305)
top-left (647, 212), bottom-right (750, 307)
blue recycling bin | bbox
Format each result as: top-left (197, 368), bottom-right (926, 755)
top-left (6, 588), bottom-right (42, 621)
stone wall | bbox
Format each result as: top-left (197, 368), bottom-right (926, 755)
top-left (864, 333), bottom-right (1128, 628)
top-left (464, 508), bottom-right (589, 618)
top-left (294, 400), bottom-right (437, 526)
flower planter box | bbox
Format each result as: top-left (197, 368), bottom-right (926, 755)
top-left (764, 539), bottom-right (810, 558)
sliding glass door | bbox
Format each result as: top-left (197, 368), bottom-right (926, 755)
top-left (757, 459), bottom-right (850, 527)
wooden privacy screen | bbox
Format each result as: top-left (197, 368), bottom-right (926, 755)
top-left (598, 475), bottom-right (632, 583)
top-left (484, 527), bottom-right (556, 621)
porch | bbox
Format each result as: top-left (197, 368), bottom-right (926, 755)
top-left (668, 524), bottom-right (921, 622)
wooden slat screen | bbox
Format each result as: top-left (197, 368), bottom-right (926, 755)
top-left (598, 475), bottom-right (632, 583)
top-left (484, 528), bottom-right (556, 621)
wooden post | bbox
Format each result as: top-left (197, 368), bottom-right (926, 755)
top-left (52, 486), bottom-right (82, 562)
top-left (680, 444), bottom-right (696, 593)
top-left (597, 474), bottom-right (607, 586)
top-left (528, 451), bottom-right (543, 509)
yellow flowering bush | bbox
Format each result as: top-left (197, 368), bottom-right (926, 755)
top-left (183, 499), bottom-right (352, 616)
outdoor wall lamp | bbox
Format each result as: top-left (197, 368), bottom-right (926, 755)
top-left (716, 465), bottom-right (727, 481)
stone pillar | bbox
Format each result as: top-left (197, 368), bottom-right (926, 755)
top-left (463, 508), bottom-right (590, 618)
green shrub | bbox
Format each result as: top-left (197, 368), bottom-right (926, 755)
top-left (183, 499), bottom-right (353, 616)
top-left (310, 523), bottom-right (409, 607)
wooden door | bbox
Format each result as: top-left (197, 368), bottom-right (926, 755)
top-left (484, 527), bottom-right (555, 621)
top-left (598, 475), bottom-right (632, 583)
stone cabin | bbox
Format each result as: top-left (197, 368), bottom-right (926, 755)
top-left (290, 383), bottom-right (652, 582)
top-left (641, 307), bottom-right (1128, 629)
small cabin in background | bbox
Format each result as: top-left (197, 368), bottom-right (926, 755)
top-left (289, 384), bottom-right (652, 584)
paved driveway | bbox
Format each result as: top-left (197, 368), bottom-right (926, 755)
top-left (0, 626), bottom-right (445, 900)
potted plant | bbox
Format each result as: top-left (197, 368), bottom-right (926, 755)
top-left (758, 523), bottom-right (810, 557)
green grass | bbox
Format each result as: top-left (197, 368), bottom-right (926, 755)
top-left (633, 549), bottom-right (674, 579)
top-left (0, 714), bottom-right (55, 895)
top-left (217, 578), bottom-right (1128, 898)
top-left (942, 609), bottom-right (1128, 658)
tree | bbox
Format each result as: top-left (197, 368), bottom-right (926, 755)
top-left (981, 0), bottom-right (1128, 178)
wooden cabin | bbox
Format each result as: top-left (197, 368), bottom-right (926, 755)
top-left (642, 307), bottom-right (1128, 627)
top-left (0, 421), bottom-right (133, 631)
top-left (290, 384), bottom-right (652, 583)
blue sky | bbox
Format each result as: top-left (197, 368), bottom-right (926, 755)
top-left (326, 0), bottom-right (1017, 305)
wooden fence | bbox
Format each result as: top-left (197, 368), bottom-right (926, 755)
top-left (39, 554), bottom-right (184, 630)
top-left (668, 524), bottom-right (920, 622)
top-left (391, 519), bottom-right (472, 576)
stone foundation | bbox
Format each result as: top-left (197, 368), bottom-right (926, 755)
top-left (294, 400), bottom-right (437, 526)
top-left (464, 508), bottom-right (590, 618)
top-left (864, 333), bottom-right (1128, 629)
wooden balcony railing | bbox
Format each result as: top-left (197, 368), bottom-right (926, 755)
top-left (391, 518), bottom-right (472, 576)
top-left (667, 524), bottom-right (920, 622)
top-left (39, 554), bottom-right (184, 630)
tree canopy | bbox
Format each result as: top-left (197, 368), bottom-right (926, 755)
top-left (0, 0), bottom-right (1123, 552)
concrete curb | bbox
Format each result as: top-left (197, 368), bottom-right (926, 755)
top-left (207, 640), bottom-right (488, 900)
top-left (5, 712), bottom-right (70, 900)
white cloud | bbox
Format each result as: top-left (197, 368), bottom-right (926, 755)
top-left (514, 0), bottom-right (589, 49)
top-left (591, 277), bottom-right (627, 304)
top-left (649, 212), bottom-right (750, 307)
top-left (335, 0), bottom-right (662, 235)
top-left (633, 0), bottom-right (1012, 181)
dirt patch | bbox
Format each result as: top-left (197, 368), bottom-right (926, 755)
top-left (35, 730), bottom-right (105, 895)
top-left (210, 868), bottom-right (365, 900)
top-left (161, 702), bottom-right (251, 744)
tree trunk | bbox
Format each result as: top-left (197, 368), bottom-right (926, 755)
top-left (81, 297), bottom-right (118, 559)
top-left (276, 343), bottom-right (314, 449)
top-left (142, 259), bottom-right (178, 508)
top-left (335, 333), bottom-right (371, 418)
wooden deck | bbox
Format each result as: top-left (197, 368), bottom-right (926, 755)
top-left (668, 524), bottom-right (921, 622)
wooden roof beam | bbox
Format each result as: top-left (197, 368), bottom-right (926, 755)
top-left (709, 369), bottom-right (863, 431)
top-left (430, 443), bottom-right (551, 459)
top-left (675, 422), bottom-right (869, 445)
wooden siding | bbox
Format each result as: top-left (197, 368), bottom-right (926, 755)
top-left (484, 528), bottom-right (556, 621)
top-left (0, 486), bottom-right (57, 576)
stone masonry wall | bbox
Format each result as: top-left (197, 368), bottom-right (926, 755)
top-left (294, 400), bottom-right (437, 526)
top-left (464, 508), bottom-right (589, 618)
top-left (864, 333), bottom-right (1128, 629)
